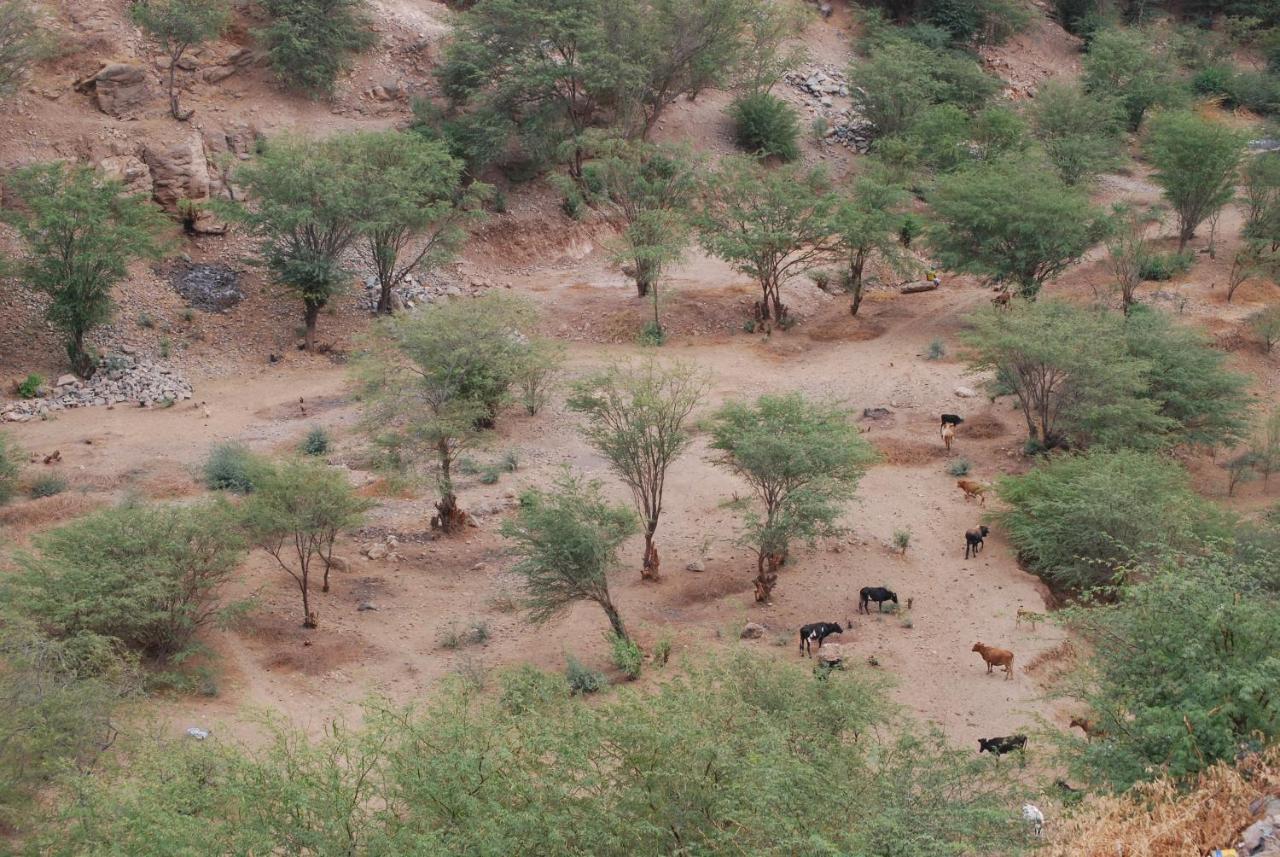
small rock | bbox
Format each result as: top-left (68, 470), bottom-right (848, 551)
top-left (740, 622), bottom-right (766, 639)
top-left (56, 374), bottom-right (77, 387)
top-left (185, 727), bottom-right (210, 740)
top-left (686, 559), bottom-right (706, 572)
top-left (357, 601), bottom-right (378, 612)
top-left (954, 386), bottom-right (978, 398)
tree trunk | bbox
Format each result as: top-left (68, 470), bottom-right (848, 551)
top-left (303, 301), bottom-right (320, 351)
top-left (431, 443), bottom-right (467, 533)
top-left (601, 600), bottom-right (628, 641)
top-left (377, 279), bottom-right (393, 314)
top-left (753, 551), bottom-right (782, 603)
top-left (641, 530), bottom-right (660, 581)
top-left (848, 253), bottom-right (866, 316)
top-left (300, 566), bottom-right (317, 628)
top-left (68, 329), bottom-right (94, 379)
top-left (168, 47), bottom-right (192, 121)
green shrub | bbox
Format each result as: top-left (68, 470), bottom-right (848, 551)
top-left (609, 632), bottom-right (643, 680)
top-left (478, 466), bottom-right (501, 485)
top-left (637, 320), bottom-right (666, 347)
top-left (995, 449), bottom-right (1226, 591)
top-left (1228, 70), bottom-right (1280, 114)
top-left (653, 635), bottom-right (672, 667)
top-left (500, 450), bottom-right (519, 472)
top-left (1248, 304), bottom-right (1280, 353)
top-left (565, 655), bottom-right (606, 695)
top-left (300, 427), bottom-right (330, 457)
top-left (16, 373), bottom-right (40, 399)
top-left (29, 474), bottom-right (67, 499)
top-left (457, 457), bottom-right (481, 476)
top-left (258, 0), bottom-right (375, 96)
top-left (892, 529), bottom-right (911, 555)
top-left (0, 432), bottom-right (20, 504)
top-left (729, 92), bottom-right (800, 161)
top-left (1192, 64), bottom-right (1235, 96)
top-left (202, 443), bottom-right (262, 494)
top-left (6, 501), bottom-right (247, 663)
top-left (1139, 250), bottom-right (1195, 281)
top-left (926, 339), bottom-right (946, 360)
top-left (946, 458), bottom-right (971, 477)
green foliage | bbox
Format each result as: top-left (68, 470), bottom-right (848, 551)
top-left (696, 157), bottom-right (839, 322)
top-left (241, 458), bottom-right (371, 626)
top-left (411, 99), bottom-right (513, 178)
top-left (2, 163), bottom-right (170, 377)
top-left (568, 359), bottom-right (707, 577)
top-left (833, 170), bottom-right (914, 315)
top-left (331, 131), bottom-right (485, 316)
top-left (1064, 552), bottom-right (1280, 789)
top-left (608, 632), bottom-right (643, 679)
top-left (300, 426), bottom-right (331, 457)
top-left (947, 458), bottom-right (971, 477)
top-left (512, 336), bottom-right (564, 416)
top-left (1138, 249), bottom-right (1195, 281)
top-left (0, 431), bottom-right (21, 504)
top-left (1028, 80), bottom-right (1126, 185)
top-left (1243, 151), bottom-right (1280, 250)
top-left (729, 92), bottom-right (800, 161)
top-left (926, 339), bottom-right (946, 360)
top-left (28, 474), bottom-right (67, 498)
top-left (1248, 304), bottom-right (1280, 352)
top-left (131, 0), bottom-right (231, 119)
top-left (916, 0), bottom-right (1030, 45)
top-left (501, 471), bottom-right (636, 640)
top-left (1083, 27), bottom-right (1185, 130)
top-left (927, 154), bottom-right (1110, 298)
top-left (6, 501), bottom-right (247, 662)
top-left (0, 620), bottom-right (136, 828)
top-left (1145, 110), bottom-right (1245, 251)
top-left (478, 466), bottom-right (501, 485)
top-left (995, 449), bottom-right (1225, 590)
top-left (500, 450), bottom-right (520, 472)
top-left (709, 394), bottom-right (877, 601)
top-left (564, 654), bottom-right (607, 694)
top-left (850, 36), bottom-right (1000, 139)
top-left (15, 373), bottom-right (40, 399)
top-left (202, 442), bottom-right (263, 494)
top-left (257, 0), bottom-right (374, 96)
top-left (965, 302), bottom-right (1251, 450)
top-left (0, 0), bottom-right (47, 97)
top-left (29, 653), bottom-right (1032, 856)
top-left (893, 528), bottom-right (912, 554)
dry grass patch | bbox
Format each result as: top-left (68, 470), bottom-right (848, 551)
top-left (871, 436), bottom-right (947, 466)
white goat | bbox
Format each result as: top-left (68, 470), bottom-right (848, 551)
top-left (1022, 803), bottom-right (1044, 838)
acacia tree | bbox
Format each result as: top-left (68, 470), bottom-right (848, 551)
top-left (357, 294), bottom-right (542, 532)
top-left (1082, 26), bottom-right (1182, 131)
top-left (696, 157), bottom-right (838, 323)
top-left (568, 360), bottom-right (707, 581)
top-left (1105, 204), bottom-right (1161, 314)
top-left (709, 394), bottom-right (876, 602)
top-left (1027, 80), bottom-right (1125, 186)
top-left (927, 154), bottom-right (1109, 300)
top-left (500, 471), bottom-right (636, 641)
top-left (131, 0), bottom-right (231, 120)
top-left (336, 131), bottom-right (486, 315)
top-left (832, 172), bottom-right (913, 316)
top-left (1145, 110), bottom-right (1244, 252)
top-left (2, 163), bottom-right (169, 377)
top-left (0, 0), bottom-right (47, 97)
top-left (1243, 152), bottom-right (1280, 251)
top-left (227, 136), bottom-right (365, 350)
top-left (242, 459), bottom-right (368, 628)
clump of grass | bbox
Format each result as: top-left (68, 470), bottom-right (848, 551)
top-left (478, 466), bottom-right (501, 485)
top-left (609, 632), bottom-right (643, 680)
top-left (440, 620), bottom-right (489, 650)
top-left (926, 339), bottom-right (946, 360)
top-left (137, 312), bottom-right (155, 329)
top-left (653, 635), bottom-right (672, 667)
top-left (158, 338), bottom-right (171, 359)
top-left (202, 443), bottom-right (261, 494)
top-left (300, 426), bottom-right (330, 457)
top-left (29, 474), bottom-right (68, 499)
top-left (16, 374), bottom-right (41, 399)
top-left (809, 269), bottom-right (833, 291)
top-left (893, 529), bottom-right (912, 556)
top-left (453, 654), bottom-right (488, 692)
top-left (500, 450), bottom-right (519, 472)
top-left (947, 458), bottom-right (971, 477)
top-left (457, 457), bottom-right (481, 476)
top-left (487, 589), bottom-right (520, 613)
top-left (565, 655), bottom-right (606, 695)
top-left (638, 321), bottom-right (666, 347)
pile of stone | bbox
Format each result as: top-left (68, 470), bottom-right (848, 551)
top-left (3, 355), bottom-right (193, 422)
top-left (1236, 795), bottom-right (1280, 856)
top-left (783, 66), bottom-right (874, 154)
top-left (357, 271), bottom-right (497, 313)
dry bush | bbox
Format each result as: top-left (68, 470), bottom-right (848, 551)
top-left (963, 412), bottom-right (1008, 439)
top-left (0, 493), bottom-right (103, 536)
top-left (1023, 639), bottom-right (1078, 679)
top-left (870, 436), bottom-right (947, 465)
top-left (1048, 746), bottom-right (1280, 857)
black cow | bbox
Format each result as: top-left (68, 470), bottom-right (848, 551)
top-left (940, 413), bottom-right (964, 430)
top-left (965, 525), bottom-right (990, 559)
top-left (859, 587), bottom-right (899, 614)
top-left (799, 622), bottom-right (844, 657)
top-left (978, 735), bottom-right (1028, 759)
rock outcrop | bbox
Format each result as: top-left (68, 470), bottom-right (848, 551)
top-left (75, 63), bottom-right (153, 119)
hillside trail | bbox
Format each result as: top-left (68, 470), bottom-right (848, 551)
top-left (6, 254), bottom-right (1074, 754)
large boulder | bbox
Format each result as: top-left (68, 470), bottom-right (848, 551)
top-left (76, 63), bottom-right (153, 119)
top-left (142, 136), bottom-right (226, 234)
top-left (97, 154), bottom-right (152, 196)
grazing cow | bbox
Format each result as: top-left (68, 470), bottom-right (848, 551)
top-left (1022, 803), bottom-right (1045, 838)
top-left (1015, 607), bottom-right (1045, 630)
top-left (965, 525), bottom-right (989, 559)
top-left (972, 641), bottom-right (1014, 679)
top-left (956, 479), bottom-right (987, 505)
top-left (992, 290), bottom-right (1012, 310)
top-left (798, 622), bottom-right (844, 657)
top-left (858, 587), bottom-right (899, 614)
top-left (978, 735), bottom-right (1028, 757)
top-left (941, 424), bottom-right (955, 451)
top-left (940, 413), bottom-right (964, 430)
